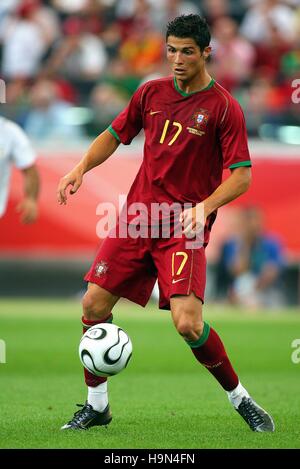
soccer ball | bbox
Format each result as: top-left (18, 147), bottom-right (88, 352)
top-left (79, 323), bottom-right (132, 377)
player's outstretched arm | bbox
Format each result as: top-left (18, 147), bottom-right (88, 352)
top-left (57, 129), bottom-right (120, 205)
top-left (202, 166), bottom-right (252, 217)
top-left (180, 167), bottom-right (251, 236)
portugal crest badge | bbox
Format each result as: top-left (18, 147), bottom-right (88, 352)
top-left (187, 109), bottom-right (210, 136)
top-left (192, 109), bottom-right (209, 129)
top-left (95, 261), bottom-right (108, 277)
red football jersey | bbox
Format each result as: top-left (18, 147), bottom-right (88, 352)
top-left (109, 76), bottom-right (251, 240)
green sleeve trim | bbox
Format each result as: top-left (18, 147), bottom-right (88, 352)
top-left (108, 125), bottom-right (121, 142)
top-left (185, 321), bottom-right (210, 348)
top-left (229, 161), bottom-right (252, 169)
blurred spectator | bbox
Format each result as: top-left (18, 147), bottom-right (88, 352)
top-left (41, 15), bottom-right (107, 100)
top-left (101, 22), bottom-right (122, 59)
top-left (23, 79), bottom-right (83, 139)
top-left (210, 16), bottom-right (256, 91)
top-left (149, 0), bottom-right (201, 31)
top-left (119, 27), bottom-right (164, 77)
top-left (0, 0), bottom-right (19, 28)
top-left (238, 74), bottom-right (292, 136)
top-left (236, 77), bottom-right (272, 136)
top-left (114, 0), bottom-right (153, 40)
top-left (296, 4), bottom-right (300, 32)
top-left (215, 207), bottom-right (286, 309)
top-left (0, 115), bottom-right (39, 224)
top-left (103, 58), bottom-right (142, 95)
top-left (202, 0), bottom-right (231, 25)
top-left (112, 0), bottom-right (165, 77)
top-left (1, 0), bottom-right (48, 80)
top-left (254, 23), bottom-right (291, 78)
top-left (281, 38), bottom-right (300, 77)
top-left (162, 0), bottom-right (201, 20)
top-left (31, 0), bottom-right (61, 49)
top-left (202, 0), bottom-right (248, 25)
top-left (240, 0), bottom-right (297, 44)
top-left (85, 82), bottom-right (128, 135)
top-left (51, 0), bottom-right (90, 15)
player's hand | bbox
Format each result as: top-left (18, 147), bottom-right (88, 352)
top-left (179, 203), bottom-right (206, 239)
top-left (16, 198), bottom-right (38, 224)
top-left (57, 167), bottom-right (83, 205)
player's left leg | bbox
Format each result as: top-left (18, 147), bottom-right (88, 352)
top-left (170, 292), bottom-right (240, 392)
top-left (154, 232), bottom-right (274, 432)
top-left (170, 293), bottom-right (275, 432)
top-left (62, 228), bottom-right (157, 430)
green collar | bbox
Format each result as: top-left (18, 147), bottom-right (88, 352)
top-left (173, 76), bottom-right (215, 97)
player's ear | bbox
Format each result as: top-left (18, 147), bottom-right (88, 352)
top-left (203, 46), bottom-right (212, 60)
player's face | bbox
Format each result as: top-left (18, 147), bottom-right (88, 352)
top-left (166, 36), bottom-right (209, 83)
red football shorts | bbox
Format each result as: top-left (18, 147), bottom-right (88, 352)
top-left (84, 224), bottom-right (206, 310)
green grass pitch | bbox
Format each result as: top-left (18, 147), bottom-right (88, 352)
top-left (0, 298), bottom-right (300, 449)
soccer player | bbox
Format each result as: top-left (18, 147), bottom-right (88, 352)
top-left (57, 15), bottom-right (275, 433)
top-left (0, 116), bottom-right (39, 223)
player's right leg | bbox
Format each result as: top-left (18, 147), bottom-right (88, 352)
top-left (170, 293), bottom-right (275, 432)
top-left (61, 284), bottom-right (119, 430)
top-left (61, 229), bottom-right (156, 430)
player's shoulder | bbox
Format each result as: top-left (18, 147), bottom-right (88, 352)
top-left (212, 81), bottom-right (242, 110)
top-left (137, 76), bottom-right (173, 95)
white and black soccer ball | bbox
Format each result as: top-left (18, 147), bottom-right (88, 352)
top-left (79, 323), bottom-right (132, 377)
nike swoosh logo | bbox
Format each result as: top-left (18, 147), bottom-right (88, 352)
top-left (82, 419), bottom-right (95, 428)
top-left (150, 110), bottom-right (162, 115)
top-left (172, 278), bottom-right (187, 284)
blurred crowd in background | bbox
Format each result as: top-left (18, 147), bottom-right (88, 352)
top-left (1, 0), bottom-right (300, 141)
top-left (1, 0), bottom-right (299, 308)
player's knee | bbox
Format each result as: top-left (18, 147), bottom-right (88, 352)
top-left (175, 316), bottom-right (204, 342)
top-left (82, 290), bottom-right (111, 320)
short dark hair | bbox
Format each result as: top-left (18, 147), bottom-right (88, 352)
top-left (166, 15), bottom-right (211, 52)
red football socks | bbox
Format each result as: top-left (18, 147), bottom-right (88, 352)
top-left (81, 314), bottom-right (112, 387)
top-left (187, 322), bottom-right (239, 391)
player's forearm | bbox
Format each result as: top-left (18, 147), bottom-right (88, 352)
top-left (77, 129), bottom-right (120, 175)
top-left (22, 165), bottom-right (40, 200)
top-left (203, 167), bottom-right (251, 218)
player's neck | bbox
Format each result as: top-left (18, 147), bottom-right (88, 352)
top-left (175, 71), bottom-right (212, 94)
